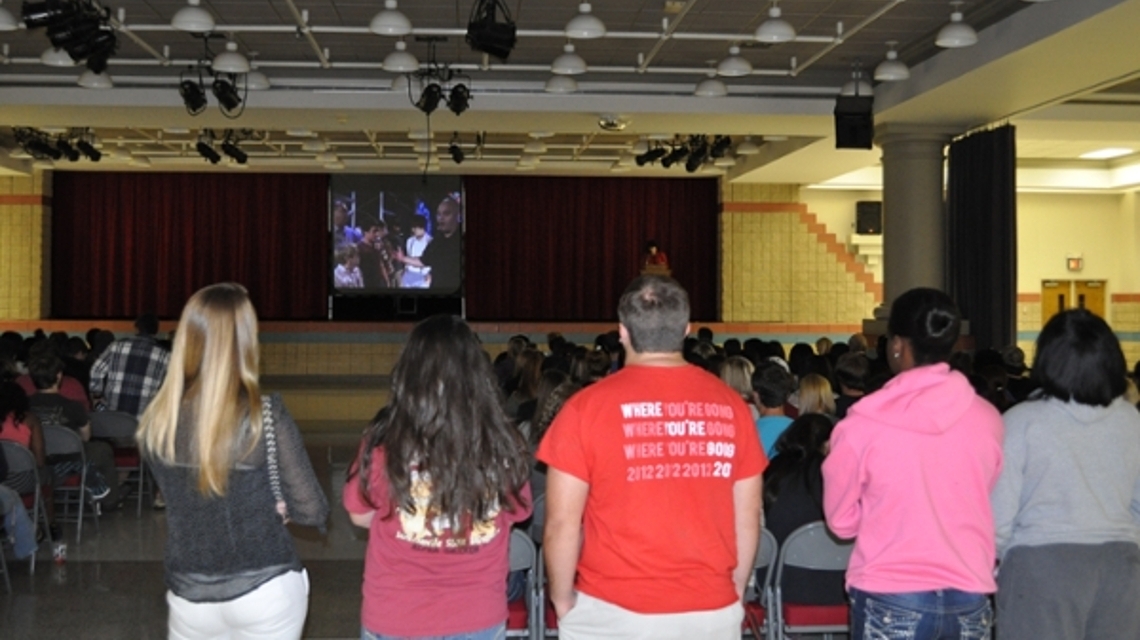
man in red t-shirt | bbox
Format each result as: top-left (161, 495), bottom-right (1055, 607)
top-left (538, 275), bottom-right (766, 639)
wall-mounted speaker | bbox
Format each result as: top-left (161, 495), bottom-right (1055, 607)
top-left (856, 201), bottom-right (882, 235)
top-left (834, 96), bottom-right (874, 150)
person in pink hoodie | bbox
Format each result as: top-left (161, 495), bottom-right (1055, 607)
top-left (822, 288), bottom-right (1003, 639)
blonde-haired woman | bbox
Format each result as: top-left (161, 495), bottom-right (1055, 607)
top-left (138, 283), bottom-right (328, 640)
top-left (796, 373), bottom-right (836, 418)
top-left (720, 355), bottom-right (759, 420)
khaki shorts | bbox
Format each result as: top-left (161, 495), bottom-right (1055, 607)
top-left (558, 591), bottom-right (743, 640)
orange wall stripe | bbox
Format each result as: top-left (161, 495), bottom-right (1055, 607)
top-left (0, 195), bottom-right (49, 206)
top-left (721, 202), bottom-right (807, 213)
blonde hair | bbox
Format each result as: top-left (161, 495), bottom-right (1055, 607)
top-left (719, 355), bottom-right (755, 399)
top-left (138, 283), bottom-right (262, 497)
top-left (797, 373), bottom-right (836, 416)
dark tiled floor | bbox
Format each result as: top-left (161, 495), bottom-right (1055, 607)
top-left (0, 443), bottom-right (368, 639)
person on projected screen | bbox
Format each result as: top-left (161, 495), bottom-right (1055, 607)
top-left (644, 240), bottom-right (669, 269)
top-left (335, 245), bottom-right (364, 289)
top-left (333, 201), bottom-right (363, 251)
top-left (398, 215), bottom-right (432, 289)
top-left (419, 196), bottom-right (462, 291)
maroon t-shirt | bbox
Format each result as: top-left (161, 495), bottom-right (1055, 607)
top-left (344, 448), bottom-right (532, 636)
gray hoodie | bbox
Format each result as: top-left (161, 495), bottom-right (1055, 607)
top-left (992, 396), bottom-right (1140, 559)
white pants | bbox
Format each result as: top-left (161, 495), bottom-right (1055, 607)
top-left (167, 569), bottom-right (310, 640)
top-left (558, 591), bottom-right (743, 640)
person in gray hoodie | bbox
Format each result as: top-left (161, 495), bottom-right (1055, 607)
top-left (992, 308), bottom-right (1140, 640)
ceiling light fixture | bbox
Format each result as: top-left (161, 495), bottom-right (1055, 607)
top-left (523, 139), bottom-right (547, 154)
top-left (41, 47), bottom-right (75, 67)
top-left (1079, 148), bottom-right (1133, 160)
top-left (694, 74), bottom-right (728, 97)
top-left (245, 70), bottom-right (271, 90)
top-left (874, 42), bottom-right (909, 82)
top-left (384, 40), bottom-right (420, 73)
top-left (369, 0), bottom-right (412, 36)
top-left (544, 75), bottom-right (578, 93)
top-left (213, 41), bottom-right (250, 74)
top-left (840, 67), bottom-right (873, 97)
top-left (716, 46), bottom-right (752, 78)
top-left (565, 3), bottom-right (606, 39)
top-left (171, 0), bottom-right (214, 33)
top-left (25, 0), bottom-right (118, 73)
top-left (735, 137), bottom-right (761, 155)
top-left (936, 2), bottom-right (978, 49)
top-left (754, 1), bottom-right (796, 43)
top-left (552, 43), bottom-right (587, 75)
top-left (77, 69), bottom-right (112, 89)
top-left (0, 0), bottom-right (17, 31)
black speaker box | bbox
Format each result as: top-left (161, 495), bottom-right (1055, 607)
top-left (834, 96), bottom-right (874, 150)
top-left (856, 201), bottom-right (882, 235)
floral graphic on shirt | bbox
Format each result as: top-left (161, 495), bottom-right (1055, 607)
top-left (396, 467), bottom-right (501, 549)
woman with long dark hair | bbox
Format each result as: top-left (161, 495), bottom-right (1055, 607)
top-left (138, 283), bottom-right (329, 640)
top-left (822, 288), bottom-right (1003, 638)
top-left (344, 315), bottom-right (532, 640)
top-left (992, 309), bottom-right (1140, 639)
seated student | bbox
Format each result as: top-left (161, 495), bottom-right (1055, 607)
top-left (26, 355), bottom-right (118, 506)
top-left (763, 413), bottom-right (846, 605)
top-left (720, 356), bottom-right (758, 421)
top-left (752, 360), bottom-right (796, 456)
top-left (796, 373), bottom-right (836, 419)
top-left (0, 380), bottom-right (61, 542)
top-left (833, 352), bottom-right (870, 420)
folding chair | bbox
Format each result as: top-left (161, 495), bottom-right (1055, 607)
top-left (90, 410), bottom-right (149, 516)
top-left (528, 492), bottom-right (546, 547)
top-left (744, 528), bottom-right (779, 640)
top-left (772, 521), bottom-right (855, 640)
top-left (508, 528), bottom-right (540, 640)
top-left (42, 425), bottom-right (95, 544)
top-left (1, 441), bottom-right (48, 574)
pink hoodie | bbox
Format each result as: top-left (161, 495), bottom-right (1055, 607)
top-left (822, 363), bottom-right (1003, 594)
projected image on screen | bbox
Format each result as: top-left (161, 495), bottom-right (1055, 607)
top-left (330, 175), bottom-right (463, 294)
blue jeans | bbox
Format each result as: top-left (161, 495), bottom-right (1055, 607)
top-left (362, 622), bottom-right (506, 640)
top-left (849, 588), bottom-right (992, 640)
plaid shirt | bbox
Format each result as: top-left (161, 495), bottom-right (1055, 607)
top-left (89, 335), bottom-right (170, 418)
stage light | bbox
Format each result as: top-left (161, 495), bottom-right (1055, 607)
top-left (179, 78), bottom-right (207, 115)
top-left (685, 141), bottom-right (709, 173)
top-left (196, 130), bottom-right (221, 164)
top-left (22, 0), bottom-right (77, 30)
top-left (710, 135), bottom-right (733, 159)
top-left (448, 83), bottom-right (470, 115)
top-left (56, 138), bottom-right (80, 162)
top-left (212, 74), bottom-right (243, 111)
top-left (18, 130), bottom-right (62, 160)
top-left (634, 147), bottom-right (667, 166)
top-left (76, 137), bottom-right (101, 162)
top-left (466, 0), bottom-right (517, 61)
top-left (220, 140), bottom-right (247, 164)
top-left (416, 83), bottom-right (443, 115)
top-left (449, 143), bottom-right (464, 164)
top-left (660, 146), bottom-right (688, 168)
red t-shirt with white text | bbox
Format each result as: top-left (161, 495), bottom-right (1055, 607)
top-left (537, 363), bottom-right (766, 613)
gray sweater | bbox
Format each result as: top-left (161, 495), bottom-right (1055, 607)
top-left (992, 396), bottom-right (1140, 559)
top-left (148, 394), bottom-right (329, 602)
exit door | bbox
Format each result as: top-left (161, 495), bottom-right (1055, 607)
top-left (1041, 280), bottom-right (1107, 324)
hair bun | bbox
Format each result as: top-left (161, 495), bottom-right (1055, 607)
top-left (926, 309), bottom-right (956, 338)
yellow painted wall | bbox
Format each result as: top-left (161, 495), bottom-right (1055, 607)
top-left (1016, 192), bottom-right (1126, 293)
top-left (720, 184), bottom-right (880, 324)
top-left (0, 173), bottom-right (50, 320)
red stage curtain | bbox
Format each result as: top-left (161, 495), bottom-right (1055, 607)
top-left (464, 176), bottom-right (719, 321)
top-left (52, 172), bottom-right (329, 320)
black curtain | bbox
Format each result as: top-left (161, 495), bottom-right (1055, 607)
top-left (947, 125), bottom-right (1017, 350)
top-left (464, 176), bottom-right (720, 321)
